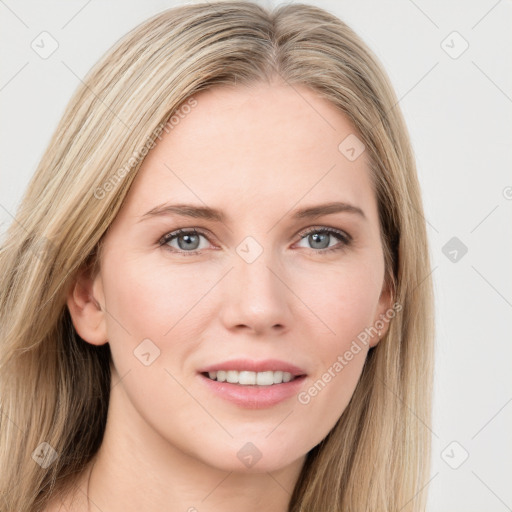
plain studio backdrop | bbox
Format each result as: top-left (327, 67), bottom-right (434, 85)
top-left (0, 1), bottom-right (511, 511)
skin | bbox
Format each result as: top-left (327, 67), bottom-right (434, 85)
top-left (57, 80), bottom-right (392, 512)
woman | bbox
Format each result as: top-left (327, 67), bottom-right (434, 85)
top-left (0, 1), bottom-right (435, 511)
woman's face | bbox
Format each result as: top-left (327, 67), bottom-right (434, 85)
top-left (78, 82), bottom-right (392, 473)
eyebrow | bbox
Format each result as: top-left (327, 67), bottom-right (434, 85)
top-left (138, 201), bottom-right (366, 223)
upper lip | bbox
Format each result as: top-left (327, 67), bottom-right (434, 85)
top-left (198, 359), bottom-right (307, 377)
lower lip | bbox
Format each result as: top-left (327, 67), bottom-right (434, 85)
top-left (198, 373), bottom-right (307, 409)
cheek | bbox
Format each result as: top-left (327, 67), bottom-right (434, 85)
top-left (289, 261), bottom-right (380, 440)
top-left (99, 255), bottom-right (224, 452)
top-left (100, 252), bottom-right (229, 402)
top-left (299, 256), bottom-right (383, 351)
top-left (102, 252), bottom-right (218, 344)
top-left (293, 314), bottom-right (372, 451)
top-left (293, 344), bottom-right (368, 453)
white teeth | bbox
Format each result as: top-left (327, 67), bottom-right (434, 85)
top-left (256, 371), bottom-right (274, 386)
top-left (226, 370), bottom-right (238, 383)
top-left (205, 370), bottom-right (295, 385)
top-left (239, 371), bottom-right (256, 385)
top-left (273, 370), bottom-right (283, 384)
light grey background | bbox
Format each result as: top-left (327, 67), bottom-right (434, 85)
top-left (1, 1), bottom-right (511, 511)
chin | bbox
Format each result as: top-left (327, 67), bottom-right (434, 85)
top-left (198, 438), bottom-right (305, 474)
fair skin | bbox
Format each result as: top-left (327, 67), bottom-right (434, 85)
top-left (53, 80), bottom-right (392, 511)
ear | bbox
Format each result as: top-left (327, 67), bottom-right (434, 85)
top-left (66, 264), bottom-right (108, 346)
top-left (369, 279), bottom-right (395, 348)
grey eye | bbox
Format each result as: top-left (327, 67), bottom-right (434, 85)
top-left (163, 230), bottom-right (209, 252)
top-left (307, 232), bottom-right (331, 249)
top-left (296, 229), bottom-right (348, 251)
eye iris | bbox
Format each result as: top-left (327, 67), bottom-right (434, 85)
top-left (309, 232), bottom-right (329, 249)
top-left (177, 232), bottom-right (200, 250)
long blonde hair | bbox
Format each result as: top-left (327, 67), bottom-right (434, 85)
top-left (0, 2), bottom-right (435, 510)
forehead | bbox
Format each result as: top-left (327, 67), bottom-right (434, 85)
top-left (123, 82), bottom-right (377, 224)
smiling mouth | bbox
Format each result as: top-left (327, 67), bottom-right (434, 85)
top-left (202, 370), bottom-right (305, 386)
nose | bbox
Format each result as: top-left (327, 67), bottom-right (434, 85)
top-left (219, 250), bottom-right (293, 336)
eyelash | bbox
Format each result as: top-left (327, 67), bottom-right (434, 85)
top-left (158, 226), bottom-right (352, 256)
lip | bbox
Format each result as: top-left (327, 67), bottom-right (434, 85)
top-left (197, 358), bottom-right (307, 376)
top-left (197, 358), bottom-right (308, 409)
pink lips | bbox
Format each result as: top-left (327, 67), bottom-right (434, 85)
top-left (197, 358), bottom-right (307, 409)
